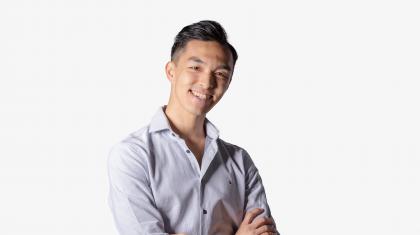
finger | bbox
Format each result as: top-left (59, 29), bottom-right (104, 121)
top-left (243, 208), bottom-right (265, 224)
top-left (255, 224), bottom-right (277, 234)
top-left (251, 216), bottom-right (274, 228)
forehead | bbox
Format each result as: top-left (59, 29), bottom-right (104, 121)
top-left (178, 40), bottom-right (233, 67)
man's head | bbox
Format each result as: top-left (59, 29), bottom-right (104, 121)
top-left (165, 20), bottom-right (238, 117)
top-left (170, 20), bottom-right (238, 66)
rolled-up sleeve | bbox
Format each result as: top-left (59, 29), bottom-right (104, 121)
top-left (107, 142), bottom-right (168, 235)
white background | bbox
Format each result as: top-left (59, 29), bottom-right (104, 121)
top-left (1, 0), bottom-right (419, 234)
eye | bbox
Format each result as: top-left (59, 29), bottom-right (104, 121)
top-left (189, 66), bottom-right (200, 71)
top-left (215, 72), bottom-right (228, 79)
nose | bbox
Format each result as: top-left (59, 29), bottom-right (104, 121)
top-left (199, 72), bottom-right (216, 89)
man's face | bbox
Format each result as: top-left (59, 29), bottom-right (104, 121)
top-left (166, 40), bottom-right (234, 117)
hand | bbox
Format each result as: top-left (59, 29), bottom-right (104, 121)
top-left (235, 208), bottom-right (278, 235)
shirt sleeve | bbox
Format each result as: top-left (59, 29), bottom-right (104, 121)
top-left (107, 142), bottom-right (168, 235)
top-left (243, 150), bottom-right (277, 227)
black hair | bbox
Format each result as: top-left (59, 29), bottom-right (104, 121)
top-left (171, 20), bottom-right (238, 66)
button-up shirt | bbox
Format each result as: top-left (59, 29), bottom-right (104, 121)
top-left (108, 106), bottom-right (274, 235)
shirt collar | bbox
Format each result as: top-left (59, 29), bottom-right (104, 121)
top-left (148, 106), bottom-right (219, 139)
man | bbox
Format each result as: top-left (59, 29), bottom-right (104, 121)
top-left (108, 20), bottom-right (278, 235)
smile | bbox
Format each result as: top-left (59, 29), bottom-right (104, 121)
top-left (189, 90), bottom-right (213, 100)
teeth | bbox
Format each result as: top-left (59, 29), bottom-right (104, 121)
top-left (191, 90), bottom-right (211, 100)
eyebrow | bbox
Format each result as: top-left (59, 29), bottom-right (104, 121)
top-left (187, 56), bottom-right (232, 72)
top-left (187, 56), bottom-right (205, 64)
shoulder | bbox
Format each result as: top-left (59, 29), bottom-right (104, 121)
top-left (217, 138), bottom-right (257, 174)
top-left (107, 126), bottom-right (157, 187)
top-left (217, 138), bottom-right (248, 156)
top-left (108, 125), bottom-right (152, 170)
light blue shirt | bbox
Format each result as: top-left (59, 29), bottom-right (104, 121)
top-left (108, 106), bottom-right (274, 235)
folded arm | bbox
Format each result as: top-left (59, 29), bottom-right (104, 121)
top-left (235, 150), bottom-right (279, 235)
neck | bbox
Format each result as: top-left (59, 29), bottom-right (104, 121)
top-left (164, 102), bottom-right (206, 141)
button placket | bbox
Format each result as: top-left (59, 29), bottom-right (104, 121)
top-left (180, 140), bottom-right (200, 176)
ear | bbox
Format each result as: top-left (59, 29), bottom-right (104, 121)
top-left (165, 61), bottom-right (176, 82)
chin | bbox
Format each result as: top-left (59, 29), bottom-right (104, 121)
top-left (187, 106), bottom-right (209, 116)
top-left (184, 94), bottom-right (214, 116)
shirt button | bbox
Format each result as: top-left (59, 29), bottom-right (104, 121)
top-left (186, 149), bottom-right (191, 153)
top-left (171, 133), bottom-right (176, 137)
top-left (203, 209), bottom-right (207, 214)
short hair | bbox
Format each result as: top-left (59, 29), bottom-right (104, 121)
top-left (171, 20), bottom-right (238, 66)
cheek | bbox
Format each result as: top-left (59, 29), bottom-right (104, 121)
top-left (214, 87), bottom-right (228, 99)
top-left (178, 73), bottom-right (198, 87)
top-left (174, 75), bottom-right (192, 88)
top-left (216, 81), bottom-right (229, 92)
top-left (183, 71), bottom-right (199, 80)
